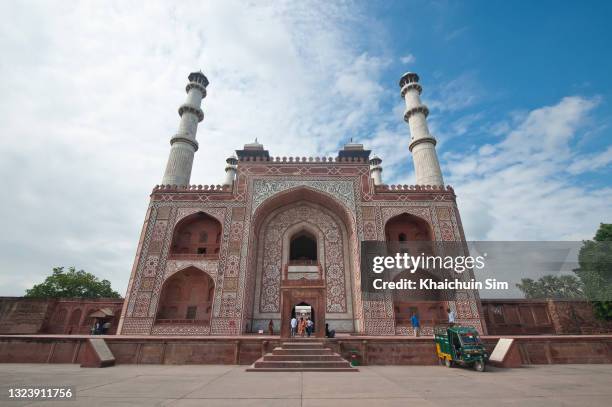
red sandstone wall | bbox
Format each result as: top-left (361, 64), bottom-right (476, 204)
top-left (482, 299), bottom-right (612, 336)
top-left (0, 297), bottom-right (124, 335)
top-left (1, 336), bottom-right (610, 366)
top-left (0, 298), bottom-right (53, 334)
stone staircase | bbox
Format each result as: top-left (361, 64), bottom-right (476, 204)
top-left (246, 340), bottom-right (358, 372)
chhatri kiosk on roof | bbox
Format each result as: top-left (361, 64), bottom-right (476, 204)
top-left (117, 70), bottom-right (483, 337)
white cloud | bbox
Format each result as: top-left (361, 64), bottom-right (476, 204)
top-left (567, 145), bottom-right (612, 174)
top-left (446, 96), bottom-right (612, 241)
top-left (0, 1), bottom-right (394, 295)
top-left (400, 54), bottom-right (415, 64)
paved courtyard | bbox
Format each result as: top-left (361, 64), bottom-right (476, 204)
top-left (1, 363), bottom-right (611, 406)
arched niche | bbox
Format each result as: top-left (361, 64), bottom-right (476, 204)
top-left (392, 269), bottom-right (445, 328)
top-left (169, 212), bottom-right (222, 258)
top-left (155, 266), bottom-right (214, 324)
top-left (385, 213), bottom-right (433, 255)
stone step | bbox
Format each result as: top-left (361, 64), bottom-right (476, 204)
top-left (263, 353), bottom-right (343, 362)
top-left (272, 348), bottom-right (334, 355)
top-left (282, 342), bottom-right (324, 349)
top-left (247, 341), bottom-right (356, 372)
top-left (246, 367), bottom-right (359, 372)
top-left (253, 360), bottom-right (352, 369)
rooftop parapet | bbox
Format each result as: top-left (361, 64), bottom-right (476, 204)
top-left (152, 184), bottom-right (231, 192)
top-left (375, 184), bottom-right (455, 193)
top-left (237, 155), bottom-right (369, 163)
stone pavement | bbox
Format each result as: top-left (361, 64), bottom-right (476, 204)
top-left (1, 363), bottom-right (611, 406)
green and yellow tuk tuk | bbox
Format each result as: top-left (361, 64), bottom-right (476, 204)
top-left (434, 325), bottom-right (488, 372)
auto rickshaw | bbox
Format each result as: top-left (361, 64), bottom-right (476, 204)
top-left (434, 325), bottom-right (488, 372)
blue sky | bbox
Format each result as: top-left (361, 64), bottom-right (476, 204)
top-left (0, 1), bottom-right (610, 295)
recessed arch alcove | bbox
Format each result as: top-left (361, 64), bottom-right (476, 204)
top-left (155, 266), bottom-right (214, 324)
top-left (385, 212), bottom-right (434, 255)
top-left (392, 269), bottom-right (445, 328)
top-left (245, 186), bottom-right (360, 336)
top-left (169, 212), bottom-right (222, 258)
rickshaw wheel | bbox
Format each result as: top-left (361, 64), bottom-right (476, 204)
top-left (473, 360), bottom-right (486, 372)
top-left (444, 358), bottom-right (453, 368)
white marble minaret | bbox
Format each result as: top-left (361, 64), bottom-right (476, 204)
top-left (223, 154), bottom-right (238, 186)
top-left (369, 154), bottom-right (383, 186)
top-left (399, 72), bottom-right (444, 186)
top-left (161, 71), bottom-right (209, 186)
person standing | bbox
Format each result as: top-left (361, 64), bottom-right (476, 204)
top-left (306, 318), bottom-right (313, 337)
top-left (268, 319), bottom-right (274, 335)
top-left (290, 316), bottom-right (297, 337)
top-left (298, 317), bottom-right (306, 337)
top-left (411, 313), bottom-right (420, 337)
top-left (325, 323), bottom-right (335, 338)
top-left (447, 308), bottom-right (455, 326)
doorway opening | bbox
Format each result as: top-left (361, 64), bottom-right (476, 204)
top-left (292, 301), bottom-right (315, 333)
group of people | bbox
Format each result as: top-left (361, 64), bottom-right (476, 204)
top-left (290, 316), bottom-right (314, 337)
top-left (289, 316), bottom-right (336, 338)
top-left (410, 307), bottom-right (456, 337)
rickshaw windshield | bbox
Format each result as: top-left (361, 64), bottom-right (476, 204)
top-left (460, 333), bottom-right (481, 344)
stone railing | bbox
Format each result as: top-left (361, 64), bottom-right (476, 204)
top-left (167, 253), bottom-right (219, 260)
top-left (375, 184), bottom-right (454, 193)
top-left (238, 156), bottom-right (369, 163)
top-left (155, 319), bottom-right (210, 325)
top-left (152, 184), bottom-right (231, 192)
top-left (283, 262), bottom-right (322, 280)
top-left (287, 259), bottom-right (318, 266)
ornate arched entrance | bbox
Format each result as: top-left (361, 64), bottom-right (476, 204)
top-left (247, 187), bottom-right (359, 336)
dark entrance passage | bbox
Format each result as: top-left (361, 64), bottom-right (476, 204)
top-left (289, 232), bottom-right (317, 261)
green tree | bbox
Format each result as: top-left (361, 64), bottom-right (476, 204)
top-left (516, 274), bottom-right (585, 299)
top-left (25, 267), bottom-right (121, 298)
top-left (574, 223), bottom-right (612, 320)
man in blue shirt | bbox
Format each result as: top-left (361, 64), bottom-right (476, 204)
top-left (411, 313), bottom-right (420, 337)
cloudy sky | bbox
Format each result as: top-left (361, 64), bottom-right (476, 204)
top-left (1, 1), bottom-right (611, 296)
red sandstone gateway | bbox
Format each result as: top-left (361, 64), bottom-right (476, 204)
top-left (117, 71), bottom-right (487, 338)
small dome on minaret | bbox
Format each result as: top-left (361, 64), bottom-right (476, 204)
top-left (188, 70), bottom-right (209, 87)
top-left (399, 72), bottom-right (420, 87)
top-left (369, 154), bottom-right (382, 166)
top-left (226, 154), bottom-right (238, 166)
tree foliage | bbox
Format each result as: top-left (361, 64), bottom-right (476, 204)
top-left (574, 223), bottom-right (612, 320)
top-left (24, 267), bottom-right (121, 299)
top-left (516, 274), bottom-right (585, 299)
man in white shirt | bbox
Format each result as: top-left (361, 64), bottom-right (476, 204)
top-left (447, 308), bottom-right (456, 325)
top-left (290, 317), bottom-right (298, 337)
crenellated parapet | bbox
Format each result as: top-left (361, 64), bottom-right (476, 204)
top-left (152, 184), bottom-right (231, 192)
top-left (375, 184), bottom-right (454, 193)
top-left (238, 156), bottom-right (369, 163)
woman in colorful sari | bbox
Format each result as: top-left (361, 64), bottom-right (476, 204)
top-left (298, 317), bottom-right (306, 337)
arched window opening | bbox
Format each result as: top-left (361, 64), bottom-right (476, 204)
top-left (392, 270), bottom-right (444, 328)
top-left (156, 267), bottom-right (214, 325)
top-left (289, 231), bottom-right (317, 262)
top-left (170, 212), bottom-right (222, 258)
top-left (384, 213), bottom-right (433, 255)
